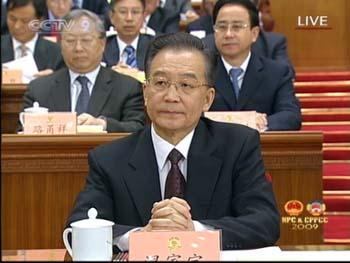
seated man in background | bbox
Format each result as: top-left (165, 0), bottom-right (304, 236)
top-left (103, 0), bottom-right (154, 72)
top-left (1, 0), bottom-right (65, 77)
top-left (208, 0), bottom-right (300, 131)
top-left (66, 32), bottom-right (280, 251)
top-left (142, 0), bottom-right (180, 35)
top-left (160, 0), bottom-right (199, 22)
top-left (189, 0), bottom-right (294, 76)
top-left (20, 9), bottom-right (145, 133)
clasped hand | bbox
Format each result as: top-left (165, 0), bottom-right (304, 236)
top-left (143, 197), bottom-right (194, 232)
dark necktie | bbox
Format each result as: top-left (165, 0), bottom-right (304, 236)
top-left (164, 149), bottom-right (186, 199)
top-left (124, 45), bottom-right (137, 68)
top-left (75, 76), bottom-right (90, 115)
top-left (229, 68), bottom-right (243, 100)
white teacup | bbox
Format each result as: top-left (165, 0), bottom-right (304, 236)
top-left (63, 208), bottom-right (115, 261)
top-left (19, 101), bottom-right (48, 126)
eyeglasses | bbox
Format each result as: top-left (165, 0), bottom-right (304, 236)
top-left (146, 77), bottom-right (211, 95)
top-left (213, 22), bottom-right (249, 33)
top-left (114, 8), bottom-right (143, 17)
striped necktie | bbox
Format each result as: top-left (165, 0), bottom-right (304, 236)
top-left (124, 45), bottom-right (137, 68)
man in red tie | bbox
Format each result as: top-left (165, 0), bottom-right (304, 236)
top-left (66, 32), bottom-right (279, 252)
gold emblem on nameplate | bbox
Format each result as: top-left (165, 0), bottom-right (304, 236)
top-left (168, 237), bottom-right (181, 251)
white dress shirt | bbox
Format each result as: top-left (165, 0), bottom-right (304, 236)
top-left (12, 34), bottom-right (38, 60)
top-left (68, 66), bottom-right (100, 112)
top-left (114, 124), bottom-right (212, 251)
top-left (221, 51), bottom-right (251, 91)
top-left (116, 35), bottom-right (139, 65)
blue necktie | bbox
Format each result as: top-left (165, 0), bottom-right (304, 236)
top-left (124, 45), bottom-right (137, 68)
top-left (229, 68), bottom-right (243, 100)
top-left (165, 149), bottom-right (185, 199)
top-left (75, 76), bottom-right (90, 115)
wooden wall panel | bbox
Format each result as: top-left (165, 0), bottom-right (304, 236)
top-left (270, 0), bottom-right (350, 71)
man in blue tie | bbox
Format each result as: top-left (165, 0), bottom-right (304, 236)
top-left (102, 0), bottom-right (154, 71)
top-left (20, 9), bottom-right (145, 132)
top-left (209, 0), bottom-right (301, 131)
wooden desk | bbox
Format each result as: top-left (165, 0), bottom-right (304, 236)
top-left (2, 246), bottom-right (349, 261)
top-left (1, 132), bottom-right (323, 249)
top-left (1, 84), bottom-right (26, 134)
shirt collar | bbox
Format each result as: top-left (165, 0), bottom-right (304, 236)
top-left (151, 124), bottom-right (195, 171)
top-left (69, 65), bottom-right (101, 86)
top-left (222, 51), bottom-right (251, 76)
top-left (12, 33), bottom-right (38, 55)
top-left (117, 35), bottom-right (139, 54)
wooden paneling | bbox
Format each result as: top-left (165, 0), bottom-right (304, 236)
top-left (1, 132), bottom-right (323, 249)
top-left (1, 84), bottom-right (26, 134)
top-left (270, 0), bottom-right (350, 71)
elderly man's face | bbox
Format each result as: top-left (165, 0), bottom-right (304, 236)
top-left (110, 0), bottom-right (144, 43)
top-left (7, 3), bottom-right (38, 43)
top-left (143, 49), bottom-right (215, 141)
top-left (46, 0), bottom-right (72, 18)
top-left (61, 16), bottom-right (106, 73)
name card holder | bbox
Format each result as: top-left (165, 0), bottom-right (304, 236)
top-left (2, 69), bottom-right (23, 84)
top-left (129, 230), bottom-right (221, 261)
top-left (204, 111), bottom-right (257, 130)
top-left (22, 112), bottom-right (77, 135)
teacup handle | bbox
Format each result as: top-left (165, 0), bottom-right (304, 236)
top-left (62, 228), bottom-right (73, 257)
top-left (19, 112), bottom-right (25, 127)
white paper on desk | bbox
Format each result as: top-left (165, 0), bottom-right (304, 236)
top-left (220, 246), bottom-right (281, 261)
top-left (2, 54), bottom-right (39, 84)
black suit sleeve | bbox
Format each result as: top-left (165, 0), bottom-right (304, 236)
top-left (267, 65), bottom-right (301, 131)
top-left (271, 35), bottom-right (295, 78)
top-left (199, 130), bottom-right (280, 250)
top-left (105, 80), bottom-right (145, 133)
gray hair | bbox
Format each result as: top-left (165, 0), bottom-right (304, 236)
top-left (145, 32), bottom-right (216, 87)
top-left (61, 9), bottom-right (106, 38)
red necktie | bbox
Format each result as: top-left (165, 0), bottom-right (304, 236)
top-left (164, 149), bottom-right (186, 199)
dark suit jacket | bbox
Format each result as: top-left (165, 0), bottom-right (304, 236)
top-left (187, 15), bottom-right (214, 36)
top-left (21, 67), bottom-right (145, 132)
top-left (148, 7), bottom-right (180, 34)
top-left (210, 52), bottom-right (301, 131)
top-left (1, 3), bottom-right (8, 35)
top-left (102, 34), bottom-right (154, 70)
top-left (162, 0), bottom-right (193, 14)
top-left (82, 0), bottom-right (109, 16)
top-left (202, 31), bottom-right (295, 77)
top-left (1, 34), bottom-right (65, 71)
top-left (66, 118), bottom-right (280, 250)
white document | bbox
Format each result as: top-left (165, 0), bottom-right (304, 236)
top-left (2, 54), bottom-right (39, 83)
top-left (221, 246), bottom-right (281, 261)
top-left (190, 30), bottom-right (207, 39)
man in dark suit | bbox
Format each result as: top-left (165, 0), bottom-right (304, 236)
top-left (21, 9), bottom-right (145, 133)
top-left (161, 0), bottom-right (199, 22)
top-left (208, 0), bottom-right (300, 131)
top-left (144, 0), bottom-right (180, 34)
top-left (1, 0), bottom-right (64, 75)
top-left (102, 0), bottom-right (154, 71)
top-left (66, 32), bottom-right (279, 251)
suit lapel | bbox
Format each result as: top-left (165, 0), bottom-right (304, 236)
top-left (237, 53), bottom-right (263, 109)
top-left (2, 35), bottom-right (15, 62)
top-left (186, 119), bottom-right (222, 219)
top-left (215, 57), bottom-right (237, 110)
top-left (136, 35), bottom-right (148, 70)
top-left (50, 68), bottom-right (71, 111)
top-left (124, 127), bottom-right (162, 225)
top-left (33, 37), bottom-right (46, 70)
top-left (87, 67), bottom-right (113, 116)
